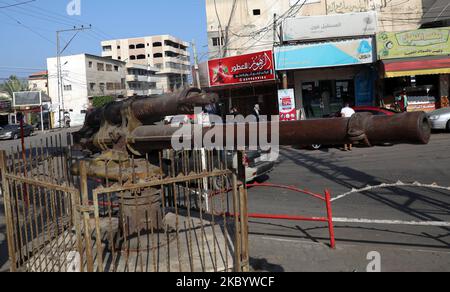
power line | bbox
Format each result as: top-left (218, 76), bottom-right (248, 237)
top-left (0, 0), bottom-right (34, 9)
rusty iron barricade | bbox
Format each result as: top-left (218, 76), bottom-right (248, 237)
top-left (0, 137), bottom-right (249, 272)
top-left (0, 135), bottom-right (82, 272)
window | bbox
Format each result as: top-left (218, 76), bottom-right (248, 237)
top-left (117, 45), bottom-right (121, 49)
top-left (106, 83), bottom-right (114, 90)
top-left (97, 63), bottom-right (105, 71)
top-left (114, 65), bottom-right (119, 72)
top-left (253, 9), bottom-right (261, 15)
top-left (88, 61), bottom-right (93, 68)
top-left (106, 64), bottom-right (113, 71)
top-left (89, 83), bottom-right (96, 91)
top-left (129, 44), bottom-right (135, 49)
top-left (153, 53), bottom-right (163, 58)
top-left (130, 55), bottom-right (136, 60)
top-left (63, 85), bottom-right (72, 91)
top-left (102, 45), bottom-right (112, 52)
top-left (153, 42), bottom-right (162, 47)
top-left (136, 43), bottom-right (145, 49)
top-left (137, 54), bottom-right (146, 60)
top-left (212, 37), bottom-right (224, 47)
top-left (118, 56), bottom-right (121, 60)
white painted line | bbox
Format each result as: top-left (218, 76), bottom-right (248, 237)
top-left (331, 181), bottom-right (450, 202)
top-left (332, 217), bottom-right (450, 227)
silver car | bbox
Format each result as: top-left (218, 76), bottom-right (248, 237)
top-left (428, 108), bottom-right (450, 131)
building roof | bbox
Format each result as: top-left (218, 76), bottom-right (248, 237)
top-left (28, 70), bottom-right (48, 80)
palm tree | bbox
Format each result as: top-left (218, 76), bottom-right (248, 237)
top-left (0, 75), bottom-right (29, 100)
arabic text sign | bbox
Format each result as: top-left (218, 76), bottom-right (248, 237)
top-left (13, 91), bottom-right (42, 107)
top-left (208, 50), bottom-right (275, 87)
top-left (278, 89), bottom-right (297, 121)
top-left (275, 38), bottom-right (374, 71)
top-left (283, 11), bottom-right (377, 42)
top-left (377, 27), bottom-right (450, 60)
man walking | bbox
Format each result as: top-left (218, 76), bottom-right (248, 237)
top-left (341, 103), bottom-right (356, 151)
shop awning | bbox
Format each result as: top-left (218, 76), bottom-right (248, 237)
top-left (381, 56), bottom-right (450, 78)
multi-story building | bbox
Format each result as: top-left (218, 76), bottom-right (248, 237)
top-left (101, 35), bottom-right (191, 92)
top-left (28, 71), bottom-right (49, 95)
top-left (47, 53), bottom-right (127, 127)
top-left (126, 64), bottom-right (164, 97)
top-left (206, 0), bottom-right (426, 59)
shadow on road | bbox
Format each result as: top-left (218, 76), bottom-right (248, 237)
top-left (250, 257), bottom-right (285, 272)
top-left (275, 147), bottom-right (450, 248)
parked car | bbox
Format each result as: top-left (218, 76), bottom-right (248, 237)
top-left (165, 149), bottom-right (275, 188)
top-left (353, 106), bottom-right (398, 116)
top-left (310, 106), bottom-right (398, 150)
top-left (428, 108), bottom-right (450, 131)
top-left (0, 124), bottom-right (34, 140)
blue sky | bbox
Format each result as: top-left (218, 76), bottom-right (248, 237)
top-left (0, 0), bottom-right (208, 79)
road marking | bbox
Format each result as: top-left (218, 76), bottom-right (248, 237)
top-left (331, 181), bottom-right (450, 202)
top-left (332, 217), bottom-right (450, 227)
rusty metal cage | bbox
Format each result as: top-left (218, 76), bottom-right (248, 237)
top-left (0, 134), bottom-right (249, 272)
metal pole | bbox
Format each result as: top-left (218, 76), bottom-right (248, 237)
top-left (40, 92), bottom-right (44, 132)
top-left (192, 39), bottom-right (201, 88)
top-left (57, 31), bottom-right (62, 129)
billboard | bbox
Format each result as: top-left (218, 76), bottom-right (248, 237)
top-left (13, 91), bottom-right (42, 107)
top-left (0, 100), bottom-right (11, 111)
top-left (283, 11), bottom-right (377, 42)
top-left (275, 38), bottom-right (374, 71)
top-left (377, 27), bottom-right (450, 60)
top-left (278, 89), bottom-right (297, 121)
top-left (208, 50), bottom-right (275, 87)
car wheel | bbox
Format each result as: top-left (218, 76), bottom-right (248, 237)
top-left (311, 144), bottom-right (322, 150)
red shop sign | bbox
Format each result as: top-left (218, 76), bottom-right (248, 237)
top-left (208, 50), bottom-right (275, 87)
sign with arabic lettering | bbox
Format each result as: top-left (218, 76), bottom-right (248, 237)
top-left (283, 12), bottom-right (377, 42)
top-left (208, 50), bottom-right (275, 87)
top-left (275, 38), bottom-right (374, 71)
top-left (377, 27), bottom-right (450, 60)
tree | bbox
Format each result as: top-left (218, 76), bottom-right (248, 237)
top-left (0, 75), bottom-right (29, 100)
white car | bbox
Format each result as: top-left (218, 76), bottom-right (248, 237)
top-left (428, 108), bottom-right (450, 131)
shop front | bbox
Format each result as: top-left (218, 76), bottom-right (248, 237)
top-left (275, 37), bottom-right (376, 118)
top-left (207, 50), bottom-right (279, 117)
top-left (0, 99), bottom-right (12, 126)
top-left (377, 27), bottom-right (450, 112)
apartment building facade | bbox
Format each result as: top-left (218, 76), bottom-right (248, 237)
top-left (206, 0), bottom-right (426, 59)
top-left (101, 35), bottom-right (191, 92)
top-left (28, 71), bottom-right (49, 95)
top-left (126, 64), bottom-right (164, 97)
top-left (47, 54), bottom-right (127, 127)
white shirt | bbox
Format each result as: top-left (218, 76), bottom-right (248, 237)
top-left (341, 107), bottom-right (356, 118)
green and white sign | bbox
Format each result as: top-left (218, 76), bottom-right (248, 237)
top-left (377, 27), bottom-right (450, 60)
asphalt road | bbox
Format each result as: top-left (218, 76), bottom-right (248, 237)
top-left (248, 132), bottom-right (450, 272)
top-left (0, 130), bottom-right (449, 272)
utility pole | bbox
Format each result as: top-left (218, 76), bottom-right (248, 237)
top-left (56, 25), bottom-right (91, 128)
top-left (192, 39), bottom-right (201, 89)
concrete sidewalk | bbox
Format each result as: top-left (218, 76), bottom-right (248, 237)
top-left (249, 234), bottom-right (450, 272)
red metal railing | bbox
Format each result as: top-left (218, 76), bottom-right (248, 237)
top-left (233, 183), bottom-right (336, 249)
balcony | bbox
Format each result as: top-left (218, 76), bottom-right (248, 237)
top-left (126, 75), bottom-right (149, 82)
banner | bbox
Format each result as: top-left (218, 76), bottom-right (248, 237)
top-left (275, 38), bottom-right (374, 71)
top-left (278, 89), bottom-right (297, 121)
top-left (377, 27), bottom-right (450, 60)
top-left (208, 50), bottom-right (275, 87)
top-left (283, 11), bottom-right (377, 42)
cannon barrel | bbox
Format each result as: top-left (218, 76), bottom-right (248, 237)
top-left (73, 88), bottom-right (219, 151)
top-left (127, 112), bottom-right (431, 153)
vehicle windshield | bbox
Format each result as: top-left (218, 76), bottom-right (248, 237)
top-left (1, 125), bottom-right (16, 130)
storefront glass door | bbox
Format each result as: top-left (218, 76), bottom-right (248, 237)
top-left (302, 80), bottom-right (354, 118)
